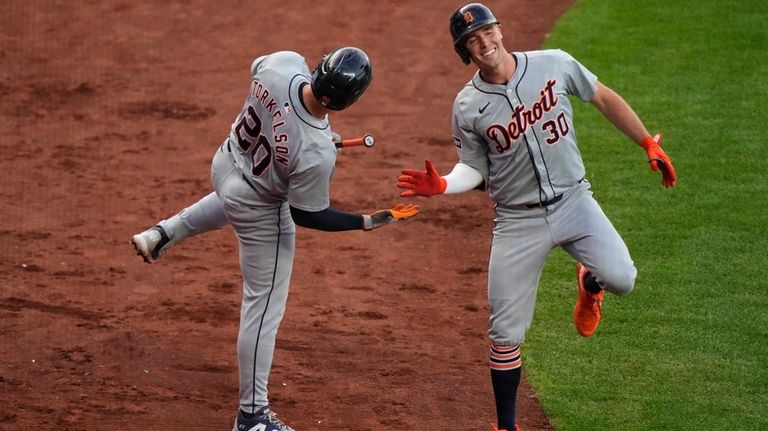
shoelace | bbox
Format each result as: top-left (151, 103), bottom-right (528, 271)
top-left (589, 292), bottom-right (604, 313)
top-left (264, 411), bottom-right (295, 431)
top-left (591, 299), bottom-right (602, 313)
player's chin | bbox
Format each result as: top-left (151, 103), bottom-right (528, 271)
top-left (473, 49), bottom-right (501, 68)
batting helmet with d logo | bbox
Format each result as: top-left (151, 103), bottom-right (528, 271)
top-left (449, 3), bottom-right (500, 65)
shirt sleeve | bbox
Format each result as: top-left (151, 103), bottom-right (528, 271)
top-left (287, 139), bottom-right (335, 212)
top-left (558, 50), bottom-right (598, 102)
top-left (452, 99), bottom-right (490, 185)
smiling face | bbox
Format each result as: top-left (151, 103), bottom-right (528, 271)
top-left (464, 23), bottom-right (507, 70)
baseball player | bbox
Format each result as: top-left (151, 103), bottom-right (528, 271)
top-left (131, 47), bottom-right (419, 431)
top-left (396, 4), bottom-right (677, 431)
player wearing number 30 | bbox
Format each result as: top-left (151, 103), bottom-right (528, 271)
top-left (131, 47), bottom-right (418, 431)
top-left (397, 4), bottom-right (677, 431)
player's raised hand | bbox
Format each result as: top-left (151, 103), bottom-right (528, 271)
top-left (640, 134), bottom-right (677, 188)
top-left (397, 160), bottom-right (448, 197)
top-left (363, 204), bottom-right (420, 230)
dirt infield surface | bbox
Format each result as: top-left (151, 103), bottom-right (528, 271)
top-left (1, 1), bottom-right (571, 429)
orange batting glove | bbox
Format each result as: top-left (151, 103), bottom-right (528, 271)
top-left (397, 160), bottom-right (448, 197)
top-left (363, 204), bottom-right (420, 230)
top-left (640, 134), bottom-right (677, 188)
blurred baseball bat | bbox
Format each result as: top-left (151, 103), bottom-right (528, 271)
top-left (335, 134), bottom-right (375, 148)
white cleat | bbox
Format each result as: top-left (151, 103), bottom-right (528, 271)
top-left (131, 226), bottom-right (170, 264)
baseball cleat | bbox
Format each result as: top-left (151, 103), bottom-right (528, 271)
top-left (131, 225), bottom-right (170, 264)
top-left (233, 406), bottom-right (295, 431)
top-left (574, 262), bottom-right (605, 337)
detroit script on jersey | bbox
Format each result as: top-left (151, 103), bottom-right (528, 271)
top-left (485, 78), bottom-right (561, 152)
top-left (451, 49), bottom-right (598, 207)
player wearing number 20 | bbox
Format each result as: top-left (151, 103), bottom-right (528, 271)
top-left (397, 4), bottom-right (677, 431)
top-left (131, 47), bottom-right (418, 431)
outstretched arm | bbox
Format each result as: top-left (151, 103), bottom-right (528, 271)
top-left (290, 204), bottom-right (419, 231)
top-left (590, 81), bottom-right (677, 188)
top-left (590, 81), bottom-right (650, 143)
top-left (290, 206), bottom-right (364, 231)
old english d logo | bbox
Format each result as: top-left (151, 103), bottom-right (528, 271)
top-left (463, 12), bottom-right (474, 24)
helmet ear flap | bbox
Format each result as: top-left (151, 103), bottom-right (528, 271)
top-left (455, 45), bottom-right (471, 65)
top-left (317, 54), bottom-right (328, 70)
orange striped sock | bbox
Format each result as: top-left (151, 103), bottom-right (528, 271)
top-left (490, 343), bottom-right (521, 430)
top-left (489, 343), bottom-right (521, 371)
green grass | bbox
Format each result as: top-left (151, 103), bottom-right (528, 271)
top-left (522, 0), bottom-right (768, 429)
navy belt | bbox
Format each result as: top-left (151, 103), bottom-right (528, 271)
top-left (526, 194), bottom-right (563, 208)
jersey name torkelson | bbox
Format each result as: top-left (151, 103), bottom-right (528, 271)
top-left (228, 51), bottom-right (336, 212)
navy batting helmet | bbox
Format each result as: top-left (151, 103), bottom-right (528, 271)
top-left (449, 3), bottom-right (500, 65)
top-left (311, 47), bottom-right (373, 111)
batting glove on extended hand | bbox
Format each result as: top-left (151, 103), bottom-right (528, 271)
top-left (641, 134), bottom-right (677, 188)
top-left (397, 160), bottom-right (448, 197)
top-left (363, 204), bottom-right (420, 230)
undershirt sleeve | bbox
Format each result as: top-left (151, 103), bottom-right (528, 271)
top-left (289, 205), bottom-right (363, 231)
top-left (444, 162), bottom-right (485, 194)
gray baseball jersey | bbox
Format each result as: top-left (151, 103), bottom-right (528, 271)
top-left (228, 51), bottom-right (336, 211)
top-left (452, 49), bottom-right (597, 207)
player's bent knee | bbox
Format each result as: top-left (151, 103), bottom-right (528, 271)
top-left (600, 265), bottom-right (637, 296)
top-left (606, 267), bottom-right (637, 296)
